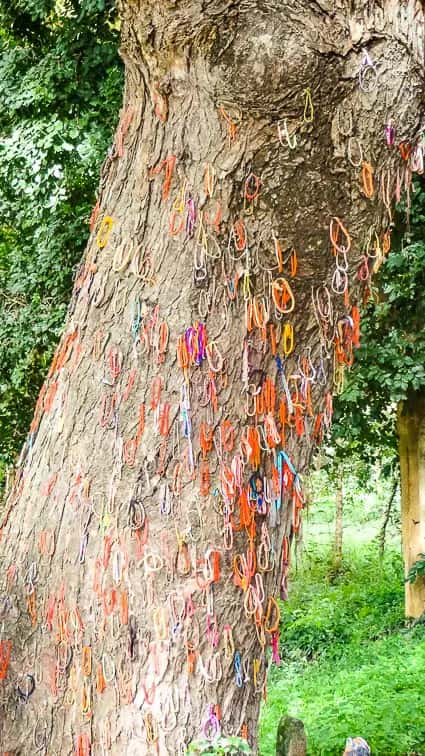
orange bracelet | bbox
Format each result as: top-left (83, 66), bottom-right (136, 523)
top-left (255, 391), bottom-right (265, 417)
top-left (238, 490), bottom-right (253, 529)
top-left (330, 216), bottom-right (351, 255)
top-left (219, 105), bottom-right (238, 142)
top-left (75, 734), bottom-right (91, 756)
top-left (102, 589), bottom-right (116, 617)
top-left (311, 413), bottom-right (324, 444)
top-left (290, 248), bottom-right (298, 277)
top-left (252, 297), bottom-right (268, 329)
top-left (273, 234), bottom-right (283, 272)
top-left (269, 324), bottom-right (277, 355)
top-left (152, 83), bottom-right (168, 122)
top-left (102, 536), bottom-right (112, 570)
top-left (204, 163), bottom-right (215, 198)
top-left (294, 404), bottom-right (305, 437)
top-left (159, 403), bottom-right (171, 437)
top-left (169, 211), bottom-right (184, 236)
top-left (186, 642), bottom-right (196, 675)
top-left (43, 381), bottom-right (58, 413)
top-left (156, 438), bottom-right (168, 476)
top-left (150, 376), bottom-right (162, 410)
top-left (200, 422), bottom-right (214, 457)
top-left (177, 335), bottom-right (190, 371)
top-left (96, 663), bottom-right (106, 694)
top-left (272, 278), bottom-right (295, 314)
top-left (232, 554), bottom-right (249, 591)
top-left (352, 305), bottom-right (360, 348)
top-left (305, 382), bottom-right (313, 417)
top-left (264, 596), bottom-right (281, 634)
top-left (27, 591), bottom-right (37, 627)
top-left (244, 172), bottom-right (261, 202)
top-left (200, 459), bottom-right (211, 496)
top-left (82, 646), bottom-right (92, 677)
top-left (247, 426), bottom-right (261, 469)
top-left (135, 403), bottom-right (145, 443)
top-left (149, 155), bottom-right (176, 201)
top-left (175, 541), bottom-right (191, 576)
top-left (171, 462), bottom-right (183, 495)
top-left (382, 229), bottom-right (391, 255)
top-left (399, 142), bottom-right (411, 161)
top-left (108, 347), bottom-right (122, 383)
top-left (157, 321), bottom-right (169, 363)
top-left (233, 218), bottom-right (247, 251)
top-left (204, 202), bottom-right (222, 234)
top-left (245, 299), bottom-right (254, 332)
top-left (99, 392), bottom-right (118, 428)
top-left (0, 641), bottom-right (11, 681)
top-left (220, 420), bottom-right (234, 452)
top-left (262, 377), bottom-right (276, 414)
top-left (122, 367), bottom-right (137, 401)
top-left (209, 549), bottom-right (221, 583)
top-left (120, 591), bottom-right (129, 626)
top-left (361, 160), bottom-right (374, 198)
top-left (89, 199), bottom-right (100, 231)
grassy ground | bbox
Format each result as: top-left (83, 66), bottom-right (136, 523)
top-left (259, 493), bottom-right (425, 756)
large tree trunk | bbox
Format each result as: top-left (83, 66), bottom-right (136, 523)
top-left (0, 1), bottom-right (424, 753)
top-left (398, 392), bottom-right (425, 618)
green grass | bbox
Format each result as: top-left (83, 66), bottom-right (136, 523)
top-left (260, 545), bottom-right (425, 756)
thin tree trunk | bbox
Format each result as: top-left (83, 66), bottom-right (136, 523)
top-left (0, 2), bottom-right (424, 753)
top-left (334, 478), bottom-right (344, 570)
top-left (398, 394), bottom-right (425, 618)
top-left (378, 477), bottom-right (398, 559)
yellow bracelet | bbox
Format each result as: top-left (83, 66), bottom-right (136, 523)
top-left (282, 323), bottom-right (294, 356)
top-left (96, 216), bottom-right (113, 249)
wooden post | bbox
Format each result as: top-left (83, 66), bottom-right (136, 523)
top-left (276, 715), bottom-right (307, 756)
top-left (398, 393), bottom-right (425, 618)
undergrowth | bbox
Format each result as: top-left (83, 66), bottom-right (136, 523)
top-left (260, 545), bottom-right (425, 756)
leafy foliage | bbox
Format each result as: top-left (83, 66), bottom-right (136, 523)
top-left (405, 553), bottom-right (425, 584)
top-left (281, 546), bottom-right (405, 662)
top-left (187, 736), bottom-right (251, 755)
top-left (262, 630), bottom-right (425, 756)
top-left (0, 0), bottom-right (122, 473)
top-left (260, 540), bottom-right (425, 756)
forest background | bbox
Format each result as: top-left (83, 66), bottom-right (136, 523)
top-left (1, 2), bottom-right (425, 754)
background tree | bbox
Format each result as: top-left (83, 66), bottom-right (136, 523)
top-left (332, 176), bottom-right (425, 616)
top-left (0, 1), bottom-right (424, 753)
top-left (0, 0), bottom-right (122, 477)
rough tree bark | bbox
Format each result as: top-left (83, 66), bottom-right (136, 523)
top-left (398, 392), bottom-right (425, 618)
top-left (0, 1), bottom-right (424, 754)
